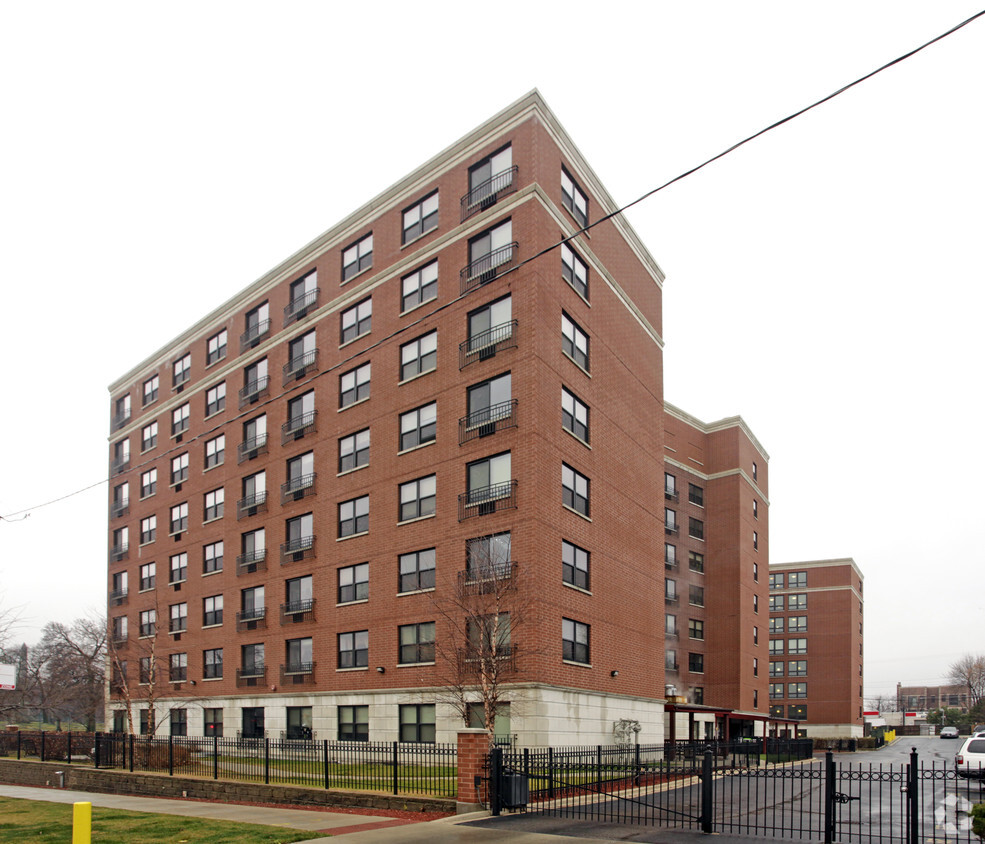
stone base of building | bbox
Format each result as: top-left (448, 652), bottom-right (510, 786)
top-left (801, 723), bottom-right (864, 739)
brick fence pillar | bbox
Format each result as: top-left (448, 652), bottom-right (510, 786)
top-left (456, 728), bottom-right (490, 814)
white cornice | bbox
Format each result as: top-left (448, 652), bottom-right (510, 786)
top-left (771, 558), bottom-right (865, 582)
top-left (662, 458), bottom-right (771, 506)
top-left (664, 402), bottom-right (770, 462)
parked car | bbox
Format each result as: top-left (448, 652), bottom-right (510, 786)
top-left (940, 726), bottom-right (960, 739)
top-left (954, 737), bottom-right (985, 778)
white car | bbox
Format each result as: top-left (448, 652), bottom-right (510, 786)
top-left (954, 737), bottom-right (985, 779)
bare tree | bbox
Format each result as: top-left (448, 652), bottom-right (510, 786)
top-left (949, 654), bottom-right (985, 710)
top-left (107, 602), bottom-right (172, 735)
top-left (865, 694), bottom-right (900, 713)
top-left (38, 617), bottom-right (106, 730)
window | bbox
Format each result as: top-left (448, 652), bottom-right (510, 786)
top-left (171, 453), bottom-right (189, 486)
top-left (242, 643), bottom-right (265, 674)
top-left (562, 618), bottom-right (590, 664)
top-left (401, 260), bottom-right (438, 311)
top-left (399, 475), bottom-right (436, 522)
top-left (173, 353), bottom-right (191, 388)
top-left (286, 331), bottom-right (317, 379)
top-left (467, 372), bottom-right (512, 425)
top-left (403, 191), bottom-right (438, 243)
top-left (399, 548), bottom-right (435, 593)
top-left (286, 271), bottom-right (318, 321)
top-left (787, 682), bottom-right (807, 699)
top-left (753, 562), bottom-right (759, 582)
top-left (285, 451), bottom-right (315, 499)
top-left (466, 219), bottom-right (513, 281)
top-left (241, 471), bottom-right (266, 513)
top-left (338, 705), bottom-right (368, 742)
top-left (139, 562), bottom-right (156, 591)
top-left (752, 461), bottom-right (758, 481)
top-left (342, 233), bottom-right (373, 281)
top-left (202, 488), bottom-right (223, 522)
top-left (170, 653), bottom-right (187, 683)
top-left (341, 297), bottom-right (372, 343)
top-left (398, 622), bottom-right (435, 664)
top-left (789, 660), bottom-right (807, 677)
top-left (285, 512), bottom-right (314, 552)
top-left (112, 526), bottom-right (129, 556)
top-left (665, 578), bottom-right (677, 602)
top-left (141, 421), bottom-right (158, 452)
top-left (788, 572), bottom-right (807, 588)
top-left (207, 329), bottom-right (227, 365)
top-left (562, 463), bottom-right (590, 517)
top-left (205, 434), bottom-right (225, 469)
top-left (466, 295), bottom-right (512, 355)
top-left (753, 499), bottom-right (759, 518)
top-left (561, 167), bottom-right (588, 226)
top-left (286, 637), bottom-right (313, 673)
top-left (769, 595), bottom-right (785, 612)
top-left (753, 530), bottom-right (758, 550)
top-left (139, 609), bottom-right (156, 638)
top-left (170, 708), bottom-right (188, 736)
top-left (399, 403), bottom-right (436, 451)
top-left (171, 403), bottom-right (190, 436)
top-left (113, 438), bottom-right (130, 473)
top-left (689, 551), bottom-right (704, 573)
top-left (689, 585), bottom-right (705, 607)
top-left (140, 515), bottom-right (156, 545)
top-left (562, 540), bottom-right (590, 590)
top-left (169, 602), bottom-right (187, 633)
top-left (665, 614), bottom-right (677, 636)
top-left (789, 704), bottom-right (806, 721)
top-left (467, 613), bottom-right (511, 657)
top-left (688, 517), bottom-right (704, 540)
top-left (170, 502), bottom-right (188, 534)
top-left (689, 653), bottom-right (704, 673)
top-left (203, 649), bottom-right (223, 680)
top-left (788, 594), bottom-right (807, 611)
top-left (753, 626), bottom-right (759, 645)
top-left (400, 331), bottom-right (437, 381)
top-left (769, 705), bottom-right (784, 718)
top-left (243, 358), bottom-right (269, 402)
top-left (338, 562), bottom-right (368, 603)
top-left (770, 661), bottom-right (783, 678)
top-left (243, 301), bottom-right (270, 348)
top-left (140, 468), bottom-right (157, 498)
top-left (112, 615), bottom-right (128, 642)
top-left (468, 144), bottom-right (513, 206)
top-left (561, 387), bottom-right (589, 443)
top-left (769, 618), bottom-right (784, 634)
top-left (560, 243), bottom-right (588, 298)
top-left (203, 595), bottom-right (223, 627)
top-left (769, 640), bottom-right (784, 655)
top-left (340, 363), bottom-right (371, 408)
top-left (169, 552), bottom-right (187, 584)
top-left (338, 631), bottom-right (369, 669)
top-left (561, 312), bottom-right (589, 371)
top-left (285, 575), bottom-right (313, 613)
top-left (202, 540), bottom-right (225, 574)
top-left (240, 585), bottom-right (265, 621)
top-left (689, 619), bottom-right (705, 640)
top-left (202, 708), bottom-right (223, 735)
top-left (467, 452), bottom-right (512, 504)
top-left (143, 374), bottom-right (159, 406)
top-left (788, 638), bottom-right (807, 655)
top-left (466, 532), bottom-right (512, 580)
top-left (111, 570), bottom-right (128, 602)
top-left (286, 706), bottom-right (312, 740)
top-left (399, 703), bottom-right (435, 743)
top-left (114, 394), bottom-right (131, 428)
top-left (665, 543), bottom-right (677, 566)
top-left (285, 391), bottom-right (316, 439)
top-left (769, 683), bottom-right (784, 699)
top-left (788, 616), bottom-right (807, 633)
top-left (688, 484), bottom-right (704, 506)
top-left (338, 496), bottom-right (369, 538)
top-left (665, 649), bottom-right (678, 671)
top-left (339, 428), bottom-right (370, 472)
top-left (769, 573), bottom-right (784, 590)
top-left (753, 657), bottom-right (759, 675)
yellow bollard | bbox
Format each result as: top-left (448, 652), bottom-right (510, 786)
top-left (72, 801), bottom-right (91, 844)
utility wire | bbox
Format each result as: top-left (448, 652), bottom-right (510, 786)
top-left (2, 7), bottom-right (983, 523)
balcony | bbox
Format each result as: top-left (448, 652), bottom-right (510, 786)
top-left (236, 665), bottom-right (266, 687)
top-left (665, 593), bottom-right (679, 606)
top-left (110, 500), bottom-right (130, 519)
top-left (111, 631), bottom-right (128, 646)
top-left (458, 480), bottom-right (518, 521)
top-left (281, 599), bottom-right (315, 624)
top-left (665, 523), bottom-right (679, 536)
top-left (665, 488), bottom-right (679, 502)
top-left (459, 400), bottom-right (518, 445)
top-left (236, 548), bottom-right (267, 575)
top-left (282, 350), bottom-right (319, 386)
top-left (240, 319), bottom-right (271, 352)
top-left (281, 473), bottom-right (316, 504)
top-left (111, 412), bottom-right (130, 431)
top-left (457, 643), bottom-right (517, 675)
top-left (236, 491), bottom-right (268, 520)
top-left (110, 543), bottom-right (129, 562)
top-left (281, 411), bottom-right (317, 445)
top-left (458, 561), bottom-right (516, 597)
top-left (665, 558), bottom-right (678, 570)
top-left (109, 588), bottom-right (128, 606)
top-left (280, 662), bottom-right (316, 685)
top-left (460, 165), bottom-right (518, 221)
top-left (459, 320), bottom-right (517, 369)
top-left (284, 289), bottom-right (320, 325)
top-left (239, 376), bottom-right (270, 408)
top-left (237, 433), bottom-right (269, 463)
top-left (236, 607), bottom-right (267, 631)
top-left (460, 242), bottom-right (518, 295)
top-left (280, 535), bottom-right (315, 565)
top-left (111, 457), bottom-right (130, 475)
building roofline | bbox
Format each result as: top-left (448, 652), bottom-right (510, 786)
top-left (771, 558), bottom-right (864, 581)
top-left (664, 401), bottom-right (770, 462)
top-left (109, 89), bottom-right (665, 393)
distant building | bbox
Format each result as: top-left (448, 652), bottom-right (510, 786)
top-left (896, 683), bottom-right (970, 713)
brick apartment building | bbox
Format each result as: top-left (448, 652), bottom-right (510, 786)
top-left (106, 91), bottom-right (770, 745)
top-left (896, 683), bottom-right (972, 713)
top-left (768, 559), bottom-right (865, 737)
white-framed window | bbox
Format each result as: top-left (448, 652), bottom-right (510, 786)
top-left (204, 541), bottom-right (223, 574)
top-left (562, 540), bottom-right (589, 590)
top-left (400, 331), bottom-right (437, 381)
top-left (342, 233), bottom-right (373, 281)
top-left (561, 242), bottom-right (588, 298)
top-left (398, 548), bottom-right (435, 593)
top-left (338, 562), bottom-right (368, 603)
top-left (205, 434), bottom-right (225, 468)
top-left (339, 495), bottom-right (369, 538)
top-left (402, 191), bottom-right (438, 243)
top-left (562, 463), bottom-right (590, 517)
top-left (562, 618), bottom-right (589, 664)
top-left (206, 329), bottom-right (227, 365)
top-left (140, 515), bottom-right (156, 545)
top-left (341, 297), bottom-right (372, 344)
top-left (561, 387), bottom-right (589, 443)
top-left (399, 403), bottom-right (436, 451)
top-left (401, 260), bottom-right (438, 312)
top-left (340, 363), bottom-right (370, 407)
top-left (561, 167), bottom-right (588, 227)
top-left (142, 421), bottom-right (158, 452)
top-left (143, 374), bottom-right (159, 406)
top-left (339, 428), bottom-right (370, 472)
top-left (561, 312), bottom-right (589, 371)
top-left (399, 475), bottom-right (436, 522)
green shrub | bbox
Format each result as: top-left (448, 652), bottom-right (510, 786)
top-left (971, 803), bottom-right (985, 841)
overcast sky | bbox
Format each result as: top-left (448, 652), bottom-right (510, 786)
top-left (1, 1), bottom-right (982, 705)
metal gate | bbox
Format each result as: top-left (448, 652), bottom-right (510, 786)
top-left (490, 745), bottom-right (984, 843)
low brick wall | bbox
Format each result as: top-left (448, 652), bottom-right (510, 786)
top-left (0, 759), bottom-right (454, 813)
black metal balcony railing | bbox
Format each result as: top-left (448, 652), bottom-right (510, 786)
top-left (281, 662), bottom-right (316, 683)
top-left (238, 375), bottom-right (270, 408)
top-left (665, 488), bottom-right (679, 501)
top-left (111, 458), bottom-right (130, 475)
top-left (281, 411), bottom-right (317, 445)
top-left (459, 320), bottom-right (517, 369)
top-left (282, 350), bottom-right (319, 385)
top-left (281, 599), bottom-right (315, 623)
top-left (665, 523), bottom-right (679, 535)
top-left (459, 399), bottom-right (517, 445)
top-left (460, 242), bottom-right (518, 295)
top-left (281, 535), bottom-right (315, 564)
top-left (665, 558), bottom-right (678, 569)
top-left (236, 608), bottom-right (266, 630)
top-left (236, 548), bottom-right (267, 575)
top-left (284, 289), bottom-right (320, 324)
top-left (236, 665), bottom-right (266, 687)
top-left (109, 588), bottom-right (128, 606)
top-left (110, 500), bottom-right (130, 519)
top-left (112, 631), bottom-right (128, 645)
top-left (460, 165), bottom-right (518, 221)
top-left (281, 473), bottom-right (316, 504)
top-left (237, 433), bottom-right (269, 463)
top-left (111, 412), bottom-right (130, 431)
top-left (240, 319), bottom-right (271, 352)
top-left (458, 480), bottom-right (518, 521)
top-left (665, 593), bottom-right (679, 605)
top-left (110, 543), bottom-right (129, 562)
top-left (236, 490), bottom-right (268, 520)
top-left (458, 561), bottom-right (516, 596)
top-left (457, 643), bottom-right (517, 675)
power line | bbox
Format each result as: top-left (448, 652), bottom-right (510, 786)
top-left (2, 8), bottom-right (983, 523)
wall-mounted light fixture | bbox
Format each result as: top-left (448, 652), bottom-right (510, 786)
top-left (610, 670), bottom-right (619, 677)
top-left (376, 666), bottom-right (386, 674)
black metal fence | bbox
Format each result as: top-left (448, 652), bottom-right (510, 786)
top-left (0, 730), bottom-right (97, 763)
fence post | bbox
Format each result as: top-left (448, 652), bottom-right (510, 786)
top-left (392, 741), bottom-right (399, 795)
top-left (548, 747), bottom-right (555, 800)
top-left (908, 747), bottom-right (919, 844)
top-left (489, 745), bottom-right (503, 816)
top-left (67, 731), bottom-right (72, 764)
top-left (94, 733), bottom-right (100, 769)
top-left (41, 731), bottom-right (46, 762)
top-left (129, 734), bottom-right (134, 773)
top-left (213, 734), bottom-right (218, 780)
top-left (16, 730), bottom-right (21, 760)
top-left (168, 734), bottom-right (174, 776)
top-left (323, 739), bottom-right (329, 790)
top-left (264, 738), bottom-right (270, 785)
top-left (824, 750), bottom-right (835, 844)
top-left (635, 742), bottom-right (641, 785)
top-left (700, 749), bottom-right (714, 833)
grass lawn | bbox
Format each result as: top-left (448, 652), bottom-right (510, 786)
top-left (0, 797), bottom-right (315, 843)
